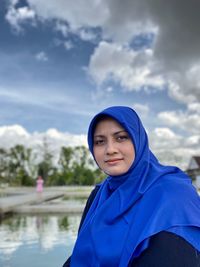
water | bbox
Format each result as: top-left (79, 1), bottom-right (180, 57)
top-left (0, 214), bottom-right (81, 267)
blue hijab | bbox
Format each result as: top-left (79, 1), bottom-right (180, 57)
top-left (71, 106), bottom-right (200, 267)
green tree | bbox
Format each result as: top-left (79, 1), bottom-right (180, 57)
top-left (47, 171), bottom-right (71, 186)
top-left (72, 165), bottom-right (95, 185)
top-left (59, 146), bottom-right (74, 171)
top-left (69, 146), bottom-right (96, 185)
top-left (37, 138), bottom-right (55, 183)
top-left (0, 148), bottom-right (9, 183)
top-left (73, 146), bottom-right (95, 168)
top-left (7, 145), bottom-right (34, 185)
top-left (15, 169), bottom-right (35, 186)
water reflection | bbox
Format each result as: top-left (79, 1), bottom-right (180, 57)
top-left (0, 214), bottom-right (80, 267)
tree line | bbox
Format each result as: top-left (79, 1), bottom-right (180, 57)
top-left (0, 143), bottom-right (105, 186)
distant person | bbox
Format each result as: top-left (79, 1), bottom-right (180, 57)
top-left (36, 176), bottom-right (44, 193)
top-left (63, 106), bottom-right (200, 266)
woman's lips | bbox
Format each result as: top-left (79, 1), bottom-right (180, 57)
top-left (105, 158), bottom-right (123, 164)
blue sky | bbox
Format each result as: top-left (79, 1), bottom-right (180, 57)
top-left (0, 0), bottom-right (200, 167)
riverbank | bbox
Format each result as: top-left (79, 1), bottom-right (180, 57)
top-left (0, 186), bottom-right (94, 217)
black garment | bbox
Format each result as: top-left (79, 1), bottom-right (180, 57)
top-left (63, 187), bottom-right (200, 267)
top-left (132, 231), bottom-right (200, 267)
top-left (78, 186), bottom-right (100, 231)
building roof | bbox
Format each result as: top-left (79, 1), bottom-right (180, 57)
top-left (193, 156), bottom-right (200, 167)
top-left (187, 156), bottom-right (200, 171)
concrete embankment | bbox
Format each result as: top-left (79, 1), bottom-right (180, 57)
top-left (0, 186), bottom-right (93, 216)
top-left (14, 203), bottom-right (85, 214)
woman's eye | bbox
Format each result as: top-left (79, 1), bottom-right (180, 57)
top-left (117, 135), bottom-right (128, 142)
top-left (94, 140), bottom-right (105, 145)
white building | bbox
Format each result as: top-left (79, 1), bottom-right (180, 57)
top-left (187, 156), bottom-right (200, 189)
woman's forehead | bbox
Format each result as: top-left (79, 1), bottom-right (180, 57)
top-left (94, 116), bottom-right (124, 134)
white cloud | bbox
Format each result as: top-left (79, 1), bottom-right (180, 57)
top-left (53, 38), bottom-right (73, 50)
top-left (0, 125), bottom-right (29, 138)
top-left (78, 28), bottom-right (98, 41)
top-left (149, 127), bottom-right (184, 166)
top-left (158, 111), bottom-right (180, 126)
top-left (63, 40), bottom-right (73, 50)
top-left (0, 125), bottom-right (87, 149)
top-left (5, 1), bottom-right (200, 106)
top-left (132, 103), bottom-right (149, 117)
top-left (55, 22), bottom-right (98, 43)
top-left (35, 51), bottom-right (48, 62)
top-left (167, 63), bottom-right (200, 105)
top-left (106, 86), bottom-right (113, 92)
top-left (55, 21), bottom-right (69, 37)
top-left (151, 127), bottom-right (181, 147)
top-left (88, 41), bottom-right (165, 91)
top-left (0, 125), bottom-right (30, 148)
top-left (185, 135), bottom-right (200, 147)
top-left (45, 128), bottom-right (87, 147)
top-left (158, 110), bottom-right (200, 135)
top-left (188, 103), bottom-right (200, 114)
top-left (9, 0), bottom-right (154, 42)
top-left (26, 0), bottom-right (108, 29)
top-left (149, 127), bottom-right (200, 169)
top-left (5, 4), bottom-right (35, 32)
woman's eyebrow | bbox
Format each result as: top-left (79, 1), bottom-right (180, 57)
top-left (113, 130), bottom-right (127, 135)
top-left (94, 130), bottom-right (127, 138)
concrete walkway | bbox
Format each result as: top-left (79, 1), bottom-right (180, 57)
top-left (14, 203), bottom-right (85, 214)
top-left (0, 186), bottom-right (93, 216)
top-left (0, 192), bottom-right (64, 214)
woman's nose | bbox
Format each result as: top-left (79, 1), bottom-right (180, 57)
top-left (106, 140), bottom-right (117, 155)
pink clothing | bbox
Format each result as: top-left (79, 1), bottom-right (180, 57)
top-left (36, 177), bottom-right (44, 193)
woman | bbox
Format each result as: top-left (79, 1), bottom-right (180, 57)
top-left (36, 175), bottom-right (44, 193)
top-left (63, 106), bottom-right (200, 267)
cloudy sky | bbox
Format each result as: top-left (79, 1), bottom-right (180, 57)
top-left (0, 0), bottom-right (200, 168)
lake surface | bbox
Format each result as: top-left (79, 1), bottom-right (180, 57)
top-left (0, 214), bottom-right (81, 267)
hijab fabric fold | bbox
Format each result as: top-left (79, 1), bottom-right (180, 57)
top-left (70, 106), bottom-right (200, 267)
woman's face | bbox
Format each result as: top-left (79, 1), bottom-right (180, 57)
top-left (93, 117), bottom-right (135, 176)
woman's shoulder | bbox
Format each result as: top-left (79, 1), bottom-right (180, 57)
top-left (131, 231), bottom-right (200, 267)
top-left (136, 179), bottom-right (200, 229)
top-left (143, 176), bottom-right (199, 204)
